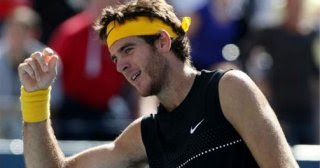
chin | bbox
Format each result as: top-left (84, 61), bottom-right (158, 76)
top-left (136, 79), bottom-right (161, 97)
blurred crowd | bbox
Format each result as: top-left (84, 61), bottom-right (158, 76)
top-left (0, 0), bottom-right (319, 145)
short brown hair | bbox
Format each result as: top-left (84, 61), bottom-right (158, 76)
top-left (95, 0), bottom-right (191, 63)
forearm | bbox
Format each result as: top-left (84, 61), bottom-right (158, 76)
top-left (24, 120), bottom-right (65, 168)
top-left (21, 86), bottom-right (65, 168)
top-left (242, 112), bottom-right (298, 168)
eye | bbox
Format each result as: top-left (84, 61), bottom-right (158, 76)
top-left (124, 47), bottom-right (133, 55)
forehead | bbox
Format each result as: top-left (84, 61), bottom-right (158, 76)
top-left (109, 36), bottom-right (146, 54)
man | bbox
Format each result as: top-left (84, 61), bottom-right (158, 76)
top-left (18, 0), bottom-right (298, 167)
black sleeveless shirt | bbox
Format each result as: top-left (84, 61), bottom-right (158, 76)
top-left (141, 70), bottom-right (259, 168)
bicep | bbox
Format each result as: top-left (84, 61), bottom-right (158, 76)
top-left (219, 70), bottom-right (298, 168)
top-left (64, 118), bottom-right (147, 168)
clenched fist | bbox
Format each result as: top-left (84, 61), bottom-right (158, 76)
top-left (18, 48), bottom-right (58, 92)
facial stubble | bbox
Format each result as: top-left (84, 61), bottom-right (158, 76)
top-left (142, 50), bottom-right (169, 97)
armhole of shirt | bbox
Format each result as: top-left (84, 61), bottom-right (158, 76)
top-left (140, 114), bottom-right (153, 149)
top-left (140, 114), bottom-right (160, 159)
top-left (205, 69), bottom-right (232, 124)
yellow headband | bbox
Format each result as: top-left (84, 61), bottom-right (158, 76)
top-left (106, 16), bottom-right (191, 48)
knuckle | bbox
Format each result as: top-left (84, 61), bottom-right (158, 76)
top-left (24, 58), bottom-right (31, 63)
top-left (24, 59), bottom-right (28, 63)
top-left (19, 62), bottom-right (27, 68)
top-left (18, 63), bottom-right (24, 70)
top-left (43, 47), bottom-right (54, 54)
top-left (31, 51), bottom-right (42, 58)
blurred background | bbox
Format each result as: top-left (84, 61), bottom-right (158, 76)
top-left (0, 0), bottom-right (319, 167)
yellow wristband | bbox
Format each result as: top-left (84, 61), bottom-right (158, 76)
top-left (20, 86), bottom-right (51, 123)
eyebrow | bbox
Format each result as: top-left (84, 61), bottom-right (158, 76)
top-left (111, 43), bottom-right (136, 59)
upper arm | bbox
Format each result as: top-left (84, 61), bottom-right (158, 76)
top-left (218, 70), bottom-right (298, 168)
top-left (64, 118), bottom-right (147, 168)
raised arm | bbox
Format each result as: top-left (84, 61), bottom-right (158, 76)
top-left (18, 48), bottom-right (147, 168)
top-left (218, 70), bottom-right (299, 168)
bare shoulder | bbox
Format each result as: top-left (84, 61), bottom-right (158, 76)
top-left (65, 117), bottom-right (147, 168)
top-left (219, 70), bottom-right (254, 93)
top-left (218, 70), bottom-right (269, 122)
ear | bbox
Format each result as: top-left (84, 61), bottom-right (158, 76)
top-left (155, 30), bottom-right (171, 53)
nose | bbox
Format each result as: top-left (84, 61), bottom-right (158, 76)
top-left (116, 58), bottom-right (129, 73)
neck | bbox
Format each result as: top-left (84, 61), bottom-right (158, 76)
top-left (157, 57), bottom-right (198, 112)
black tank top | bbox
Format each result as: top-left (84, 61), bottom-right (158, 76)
top-left (141, 70), bottom-right (259, 168)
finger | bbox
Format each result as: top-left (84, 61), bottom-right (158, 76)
top-left (24, 57), bottom-right (33, 63)
top-left (43, 48), bottom-right (54, 64)
top-left (18, 63), bottom-right (35, 79)
top-left (43, 47), bottom-right (54, 56)
top-left (25, 58), bottom-right (41, 81)
top-left (48, 55), bottom-right (58, 71)
top-left (31, 51), bottom-right (48, 72)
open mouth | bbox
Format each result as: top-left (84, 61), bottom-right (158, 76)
top-left (131, 70), bottom-right (141, 81)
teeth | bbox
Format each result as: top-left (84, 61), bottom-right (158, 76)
top-left (131, 75), bottom-right (137, 81)
top-left (131, 71), bottom-right (141, 81)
